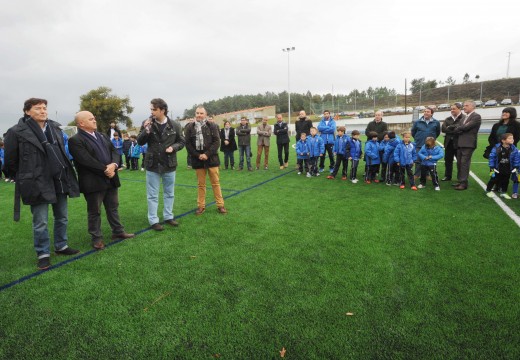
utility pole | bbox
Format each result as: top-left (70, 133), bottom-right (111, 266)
top-left (282, 47), bottom-right (295, 126)
top-left (506, 52), bottom-right (511, 78)
top-left (404, 78), bottom-right (407, 114)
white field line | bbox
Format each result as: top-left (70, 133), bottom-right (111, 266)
top-left (436, 141), bottom-right (520, 228)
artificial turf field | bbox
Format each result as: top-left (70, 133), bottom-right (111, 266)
top-left (0, 135), bottom-right (519, 359)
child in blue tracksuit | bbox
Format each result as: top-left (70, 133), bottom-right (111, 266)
top-left (364, 131), bottom-right (381, 183)
top-left (383, 131), bottom-right (401, 185)
top-left (328, 126), bottom-right (350, 180)
top-left (394, 131), bottom-right (417, 190)
top-left (347, 130), bottom-right (362, 183)
top-left (129, 135), bottom-right (141, 170)
top-left (307, 127), bottom-right (325, 177)
top-left (417, 137), bottom-right (444, 190)
top-left (296, 133), bottom-right (310, 176)
top-left (140, 143), bottom-right (148, 171)
top-left (486, 133), bottom-right (518, 199)
top-left (378, 133), bottom-right (390, 182)
top-left (111, 133), bottom-right (123, 169)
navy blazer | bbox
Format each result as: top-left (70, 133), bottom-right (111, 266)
top-left (68, 130), bottom-right (121, 194)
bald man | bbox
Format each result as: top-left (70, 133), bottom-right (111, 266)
top-left (68, 111), bottom-right (134, 250)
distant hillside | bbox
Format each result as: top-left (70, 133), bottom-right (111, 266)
top-left (405, 77), bottom-right (520, 105)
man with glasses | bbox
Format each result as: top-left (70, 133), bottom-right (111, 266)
top-left (138, 98), bottom-right (185, 231)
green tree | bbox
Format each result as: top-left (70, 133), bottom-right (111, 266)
top-left (79, 86), bottom-right (134, 132)
top-left (463, 73), bottom-right (471, 84)
top-left (445, 76), bottom-right (456, 85)
top-left (410, 78), bottom-right (438, 94)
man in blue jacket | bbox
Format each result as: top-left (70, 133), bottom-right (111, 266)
top-left (411, 107), bottom-right (440, 176)
top-left (317, 110), bottom-right (336, 173)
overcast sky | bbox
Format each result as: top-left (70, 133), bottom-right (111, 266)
top-left (1, 0), bottom-right (518, 134)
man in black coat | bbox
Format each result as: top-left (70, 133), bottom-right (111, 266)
top-left (441, 103), bottom-right (465, 181)
top-left (4, 98), bottom-right (80, 270)
top-left (273, 114), bottom-right (290, 169)
top-left (138, 98), bottom-right (185, 231)
top-left (185, 106), bottom-right (226, 215)
top-left (68, 111), bottom-right (134, 250)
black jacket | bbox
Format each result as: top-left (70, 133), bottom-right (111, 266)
top-left (220, 127), bottom-right (238, 152)
top-left (185, 120), bottom-right (221, 169)
top-left (137, 117), bottom-right (185, 174)
top-left (365, 120), bottom-right (389, 141)
top-left (4, 117), bottom-right (79, 207)
top-left (488, 120), bottom-right (520, 147)
top-left (273, 121), bottom-right (290, 144)
top-left (295, 117), bottom-right (313, 139)
top-left (442, 112), bottom-right (465, 148)
top-left (68, 130), bottom-right (121, 194)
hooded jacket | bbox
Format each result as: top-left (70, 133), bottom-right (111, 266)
top-left (418, 145), bottom-right (444, 166)
top-left (394, 142), bottom-right (417, 165)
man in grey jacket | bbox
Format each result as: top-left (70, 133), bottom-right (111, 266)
top-left (453, 101), bottom-right (482, 190)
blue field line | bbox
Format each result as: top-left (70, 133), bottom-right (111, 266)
top-left (0, 170), bottom-right (295, 293)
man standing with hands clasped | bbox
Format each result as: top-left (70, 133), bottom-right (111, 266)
top-left (185, 106), bottom-right (226, 215)
top-left (138, 98), bottom-right (185, 231)
top-left (68, 111), bottom-right (135, 250)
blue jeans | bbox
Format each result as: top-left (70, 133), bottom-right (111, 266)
top-left (30, 194), bottom-right (69, 259)
top-left (239, 145), bottom-right (251, 169)
top-left (146, 170), bottom-right (175, 225)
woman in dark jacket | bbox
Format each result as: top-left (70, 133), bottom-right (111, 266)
top-left (485, 107), bottom-right (520, 157)
top-left (219, 120), bottom-right (237, 169)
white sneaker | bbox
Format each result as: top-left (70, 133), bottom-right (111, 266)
top-left (513, 193), bottom-right (518, 199)
top-left (434, 186), bottom-right (440, 191)
top-left (500, 193), bottom-right (512, 200)
top-left (486, 191), bottom-right (496, 198)
top-left (417, 184), bottom-right (425, 189)
top-left (352, 179), bottom-right (358, 183)
top-left (306, 172), bottom-right (311, 178)
top-left (316, 172), bottom-right (320, 176)
top-left (297, 172), bottom-right (302, 175)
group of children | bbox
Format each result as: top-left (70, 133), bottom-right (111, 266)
top-left (111, 133), bottom-right (148, 171)
top-left (295, 126), bottom-right (446, 191)
top-left (295, 127), bottom-right (520, 197)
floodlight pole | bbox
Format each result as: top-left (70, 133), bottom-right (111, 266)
top-left (283, 47), bottom-right (295, 127)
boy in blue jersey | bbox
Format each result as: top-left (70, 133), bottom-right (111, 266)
top-left (383, 131), bottom-right (401, 186)
top-left (307, 127), bottom-right (324, 177)
top-left (394, 131), bottom-right (417, 190)
top-left (417, 137), bottom-right (444, 190)
top-left (328, 126), bottom-right (349, 180)
top-left (295, 133), bottom-right (310, 177)
top-left (347, 130), bottom-right (362, 183)
top-left (364, 131), bottom-right (381, 183)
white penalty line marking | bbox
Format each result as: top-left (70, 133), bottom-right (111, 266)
top-left (436, 141), bottom-right (520, 228)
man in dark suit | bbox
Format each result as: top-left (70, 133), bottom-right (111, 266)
top-left (68, 111), bottom-right (135, 249)
top-left (273, 114), bottom-right (290, 169)
top-left (441, 103), bottom-right (465, 181)
top-left (453, 101), bottom-right (482, 190)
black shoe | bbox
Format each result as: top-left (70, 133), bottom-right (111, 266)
top-left (37, 257), bottom-right (51, 270)
top-left (165, 219), bottom-right (179, 227)
top-left (441, 177), bottom-right (451, 181)
top-left (111, 232), bottom-right (136, 240)
top-left (451, 182), bottom-right (461, 187)
top-left (151, 223), bottom-right (164, 231)
top-left (55, 247), bottom-right (80, 256)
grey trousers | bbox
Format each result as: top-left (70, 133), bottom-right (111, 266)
top-left (84, 187), bottom-right (124, 243)
top-left (456, 147), bottom-right (476, 186)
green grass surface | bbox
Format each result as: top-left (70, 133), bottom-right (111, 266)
top-left (1, 135), bottom-right (519, 359)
